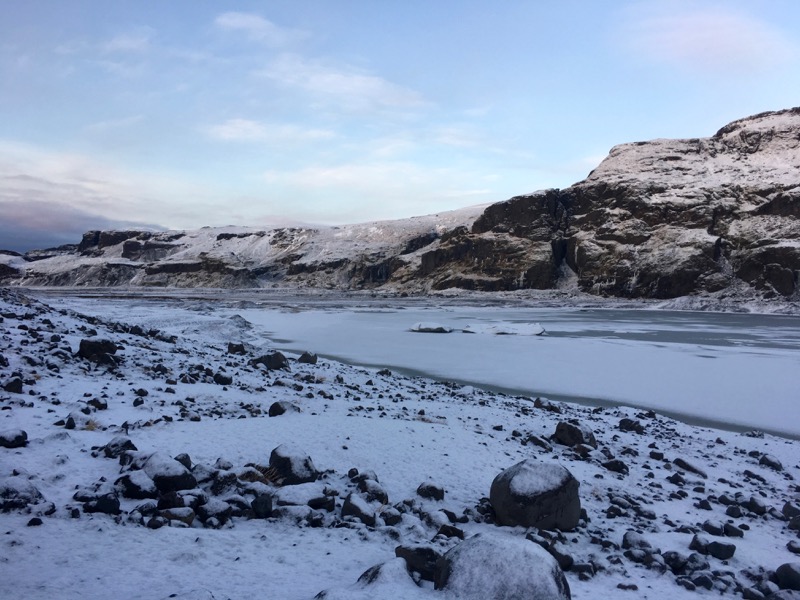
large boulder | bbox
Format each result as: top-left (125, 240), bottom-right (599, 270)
top-left (553, 421), bottom-right (597, 448)
top-left (142, 452), bottom-right (197, 493)
top-left (0, 429), bottom-right (28, 449)
top-left (490, 459), bottom-right (581, 530)
top-left (269, 444), bottom-right (319, 485)
top-left (0, 477), bottom-right (45, 511)
top-left (434, 533), bottom-right (571, 599)
top-left (77, 338), bottom-right (118, 364)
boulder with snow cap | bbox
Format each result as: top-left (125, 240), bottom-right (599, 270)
top-left (269, 444), bottom-right (319, 485)
top-left (490, 459), bottom-right (581, 530)
top-left (553, 421), bottom-right (597, 449)
top-left (0, 429), bottom-right (28, 449)
top-left (0, 477), bottom-right (45, 511)
top-left (143, 452), bottom-right (197, 493)
top-left (434, 532), bottom-right (571, 599)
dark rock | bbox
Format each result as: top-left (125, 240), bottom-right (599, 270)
top-left (707, 541), bottom-right (736, 560)
top-left (213, 372), bottom-right (233, 386)
top-left (298, 352), bottom-right (318, 365)
top-left (251, 493), bottom-right (273, 518)
top-left (0, 429), bottom-right (28, 449)
top-left (395, 544), bottom-right (441, 581)
top-left (103, 436), bottom-right (137, 458)
top-left (785, 502), bottom-right (800, 520)
top-left (227, 342), bottom-right (246, 355)
top-left (3, 378), bottom-right (23, 394)
top-left (196, 498), bottom-right (233, 526)
top-left (83, 493), bottom-right (120, 515)
top-left (250, 351), bottom-right (290, 371)
top-left (357, 479), bottom-right (388, 504)
top-left (673, 457), bottom-right (707, 479)
top-left (341, 493), bottom-right (376, 526)
top-left (77, 338), bottom-right (118, 363)
top-left (27, 517), bottom-right (43, 526)
top-left (702, 520), bottom-right (725, 536)
top-left (437, 524), bottom-right (465, 539)
top-left (268, 401), bottom-right (301, 417)
top-left (619, 418), bottom-right (645, 434)
top-left (174, 453), bottom-right (192, 470)
top-left (602, 459), bottom-right (629, 475)
top-left (142, 452), bottom-right (197, 493)
top-left (759, 454), bottom-right (783, 471)
top-left (689, 533), bottom-right (710, 554)
top-left (417, 481), bottom-right (445, 501)
top-left (269, 444), bottom-right (319, 485)
top-left (115, 471), bottom-right (158, 500)
top-left (434, 532), bottom-right (570, 599)
top-left (777, 563), bottom-right (800, 591)
top-left (489, 459), bottom-right (581, 530)
top-left (553, 421), bottom-right (597, 448)
top-left (0, 477), bottom-right (45, 511)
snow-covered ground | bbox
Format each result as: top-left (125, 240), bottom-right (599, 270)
top-left (1, 289), bottom-right (799, 599)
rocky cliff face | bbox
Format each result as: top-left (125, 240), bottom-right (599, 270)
top-left (2, 108), bottom-right (798, 300)
top-left (418, 108), bottom-right (800, 299)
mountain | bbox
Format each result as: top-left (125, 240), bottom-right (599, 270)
top-left (2, 108), bottom-right (799, 300)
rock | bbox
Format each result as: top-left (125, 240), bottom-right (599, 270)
top-left (0, 429), bottom-right (28, 449)
top-left (268, 401), bottom-right (301, 417)
top-left (227, 342), bottom-right (246, 355)
top-left (269, 444), bottom-right (319, 485)
top-left (77, 338), bottom-right (118, 364)
top-left (434, 532), bottom-right (570, 599)
top-left (115, 470), bottom-right (158, 500)
top-left (553, 421), bottom-right (597, 448)
top-left (27, 517), bottom-right (43, 526)
top-left (673, 457), bottom-right (707, 479)
top-left (395, 544), bottom-right (442, 581)
top-left (785, 502), bottom-right (800, 520)
top-left (777, 563), bottom-right (800, 591)
top-left (196, 498), bottom-right (233, 526)
top-left (250, 352), bottom-right (290, 371)
top-left (702, 520), bottom-right (725, 536)
top-left (341, 493), bottom-right (376, 526)
top-left (2, 378), bottom-right (23, 394)
top-left (707, 541), bottom-right (736, 560)
top-left (0, 477), bottom-right (45, 511)
top-left (298, 351), bottom-right (318, 365)
top-left (619, 418), bottom-right (645, 434)
top-left (83, 493), bottom-right (121, 515)
top-left (160, 507), bottom-right (195, 526)
top-left (212, 372), bottom-right (232, 386)
top-left (356, 479), bottom-right (388, 504)
top-left (622, 530), bottom-right (653, 551)
top-left (103, 436), bottom-right (137, 458)
top-left (251, 494), bottom-right (273, 519)
top-left (489, 459), bottom-right (581, 530)
top-left (689, 534), bottom-right (710, 554)
top-left (410, 322), bottom-right (453, 333)
top-left (143, 452), bottom-right (198, 493)
top-left (602, 459), bottom-right (629, 475)
top-left (760, 454), bottom-right (783, 471)
top-left (417, 481), bottom-right (445, 501)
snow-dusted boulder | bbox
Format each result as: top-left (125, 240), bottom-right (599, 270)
top-left (269, 444), bottom-right (319, 485)
top-left (553, 421), bottom-right (597, 449)
top-left (0, 477), bottom-right (45, 511)
top-left (410, 322), bottom-right (452, 333)
top-left (434, 533), bottom-right (571, 599)
top-left (115, 470), bottom-right (158, 500)
top-left (315, 558), bottom-right (429, 600)
top-left (490, 459), bottom-right (581, 531)
top-left (143, 452), bottom-right (197, 493)
top-left (0, 429), bottom-right (28, 449)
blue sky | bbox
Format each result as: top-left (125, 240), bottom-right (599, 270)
top-left (2, 0), bottom-right (800, 251)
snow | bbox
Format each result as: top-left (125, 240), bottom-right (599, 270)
top-left (1, 289), bottom-right (799, 600)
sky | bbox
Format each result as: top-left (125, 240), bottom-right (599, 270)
top-left (2, 0), bottom-right (800, 252)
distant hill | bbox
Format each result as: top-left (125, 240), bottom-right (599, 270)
top-left (3, 108), bottom-right (798, 301)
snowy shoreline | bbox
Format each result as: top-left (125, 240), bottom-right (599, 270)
top-left (2, 288), bottom-right (799, 599)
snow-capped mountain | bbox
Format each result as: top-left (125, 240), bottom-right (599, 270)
top-left (2, 108), bottom-right (798, 301)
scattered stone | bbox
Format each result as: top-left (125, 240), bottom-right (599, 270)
top-left (269, 444), bottom-right (319, 485)
top-left (213, 372), bottom-right (233, 386)
top-left (250, 352), bottom-right (290, 371)
top-left (115, 471), bottom-right (158, 500)
top-left (553, 421), bottom-right (597, 448)
top-left (759, 454), bottom-right (783, 471)
top-left (103, 436), bottom-right (137, 458)
top-left (83, 493), bottom-right (121, 515)
top-left (341, 493), bottom-right (376, 526)
top-left (707, 541), bottom-right (736, 560)
top-left (434, 533), bottom-right (570, 599)
top-left (417, 481), bottom-right (445, 501)
top-left (268, 401), bottom-right (301, 417)
top-left (0, 477), bottom-right (45, 511)
top-left (77, 338), bottom-right (118, 364)
top-left (298, 352), bottom-right (318, 365)
top-left (777, 563), bottom-right (800, 591)
top-left (602, 459), bottom-right (629, 475)
top-left (143, 452), bottom-right (197, 493)
top-left (0, 429), bottom-right (28, 449)
top-left (227, 342), bottom-right (246, 355)
top-left (673, 457), bottom-right (707, 479)
top-left (489, 459), bottom-right (581, 530)
top-left (27, 517), bottom-right (43, 526)
top-left (395, 544), bottom-right (441, 581)
top-left (619, 418), bottom-right (645, 434)
top-left (3, 378), bottom-right (23, 394)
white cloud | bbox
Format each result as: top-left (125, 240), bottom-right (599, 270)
top-left (261, 54), bottom-right (427, 111)
top-left (215, 12), bottom-right (308, 46)
top-left (102, 28), bottom-right (154, 53)
top-left (206, 118), bottom-right (335, 143)
top-left (621, 5), bottom-right (799, 74)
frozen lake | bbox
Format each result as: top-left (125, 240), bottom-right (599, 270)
top-left (239, 304), bottom-right (800, 438)
top-left (41, 292), bottom-right (800, 438)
